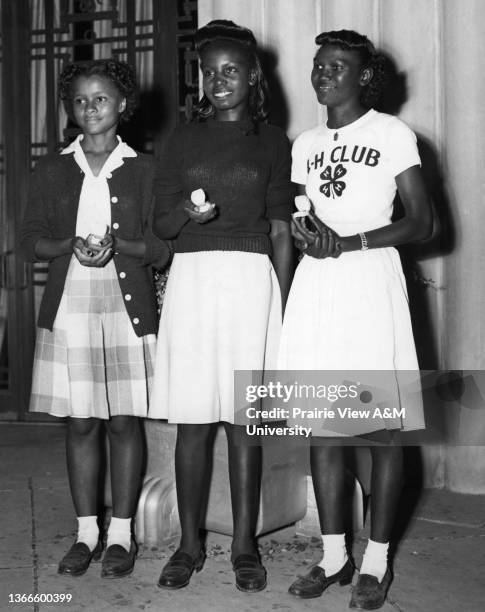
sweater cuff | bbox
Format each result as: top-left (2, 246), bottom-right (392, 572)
top-left (267, 202), bottom-right (294, 222)
top-left (142, 231), bottom-right (171, 268)
top-left (153, 197), bottom-right (191, 240)
top-left (169, 198), bottom-right (191, 232)
top-left (19, 236), bottom-right (48, 263)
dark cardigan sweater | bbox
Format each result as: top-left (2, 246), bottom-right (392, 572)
top-left (153, 120), bottom-right (295, 253)
top-left (20, 151), bottom-right (169, 337)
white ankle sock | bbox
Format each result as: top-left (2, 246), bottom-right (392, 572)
top-left (106, 517), bottom-right (132, 552)
top-left (360, 539), bottom-right (389, 582)
top-left (317, 533), bottom-right (348, 576)
top-left (76, 516), bottom-right (99, 552)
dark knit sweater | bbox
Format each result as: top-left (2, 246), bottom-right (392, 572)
top-left (20, 153), bottom-right (169, 337)
top-left (153, 119), bottom-right (295, 255)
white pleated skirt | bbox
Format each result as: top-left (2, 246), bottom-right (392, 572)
top-left (149, 251), bottom-right (282, 423)
top-left (278, 248), bottom-right (424, 436)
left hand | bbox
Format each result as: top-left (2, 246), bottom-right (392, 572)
top-left (98, 232), bottom-right (115, 251)
top-left (85, 226), bottom-right (115, 254)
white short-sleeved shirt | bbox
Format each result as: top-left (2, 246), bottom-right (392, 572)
top-left (291, 109), bottom-right (421, 236)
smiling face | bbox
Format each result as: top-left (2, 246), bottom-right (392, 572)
top-left (200, 41), bottom-right (255, 121)
top-left (71, 74), bottom-right (126, 136)
top-left (311, 45), bottom-right (372, 110)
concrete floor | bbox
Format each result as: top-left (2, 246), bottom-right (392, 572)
top-left (0, 423), bottom-right (484, 612)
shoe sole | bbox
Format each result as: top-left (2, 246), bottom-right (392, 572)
top-left (157, 579), bottom-right (190, 590)
top-left (288, 589), bottom-right (324, 599)
top-left (57, 567), bottom-right (88, 577)
top-left (57, 548), bottom-right (103, 577)
top-left (100, 566), bottom-right (135, 580)
top-left (235, 581), bottom-right (267, 593)
top-left (349, 588), bottom-right (389, 609)
top-left (349, 598), bottom-right (388, 610)
top-left (349, 575), bottom-right (391, 609)
top-left (349, 603), bottom-right (387, 610)
top-left (289, 575), bottom-right (353, 599)
top-left (157, 554), bottom-right (205, 590)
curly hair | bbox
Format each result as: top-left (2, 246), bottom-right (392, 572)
top-left (193, 20), bottom-right (269, 123)
top-left (58, 59), bottom-right (138, 123)
top-left (315, 30), bottom-right (389, 109)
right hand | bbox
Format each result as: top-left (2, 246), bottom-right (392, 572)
top-left (183, 199), bottom-right (217, 224)
top-left (71, 236), bottom-right (113, 267)
top-left (292, 212), bottom-right (341, 259)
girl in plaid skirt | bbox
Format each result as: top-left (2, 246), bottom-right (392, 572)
top-left (20, 59), bottom-right (169, 579)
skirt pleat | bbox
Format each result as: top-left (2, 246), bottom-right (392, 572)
top-left (29, 259), bottom-right (155, 419)
top-left (278, 248), bottom-right (424, 436)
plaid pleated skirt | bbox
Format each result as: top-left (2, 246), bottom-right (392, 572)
top-left (29, 258), bottom-right (156, 419)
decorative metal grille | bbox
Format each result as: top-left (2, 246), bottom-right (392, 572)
top-left (30, 0), bottom-right (199, 161)
top-left (28, 0), bottom-right (198, 306)
top-left (177, 0), bottom-right (198, 121)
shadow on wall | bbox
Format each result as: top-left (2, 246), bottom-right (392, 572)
top-left (118, 87), bottom-right (169, 153)
top-left (375, 51), bottom-right (453, 371)
top-left (376, 51), bottom-right (454, 497)
top-left (259, 46), bottom-right (290, 132)
top-left (400, 135), bottom-right (453, 371)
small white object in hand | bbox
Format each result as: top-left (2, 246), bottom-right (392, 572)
top-left (191, 188), bottom-right (212, 212)
top-left (191, 188), bottom-right (206, 206)
top-left (295, 195), bottom-right (311, 213)
top-left (293, 194), bottom-right (312, 219)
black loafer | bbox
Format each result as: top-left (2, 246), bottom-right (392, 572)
top-left (157, 549), bottom-right (206, 590)
top-left (232, 554), bottom-right (267, 593)
top-left (288, 559), bottom-right (354, 599)
top-left (349, 567), bottom-right (392, 610)
top-left (58, 541), bottom-right (103, 576)
top-left (100, 539), bottom-right (137, 579)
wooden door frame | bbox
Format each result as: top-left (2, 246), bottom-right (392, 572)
top-left (0, 0), bottom-right (36, 419)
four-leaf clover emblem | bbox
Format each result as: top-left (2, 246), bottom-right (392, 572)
top-left (319, 164), bottom-right (347, 198)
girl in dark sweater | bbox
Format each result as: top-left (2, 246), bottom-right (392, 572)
top-left (151, 20), bottom-right (294, 593)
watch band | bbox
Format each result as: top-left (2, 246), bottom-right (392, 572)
top-left (359, 232), bottom-right (368, 251)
